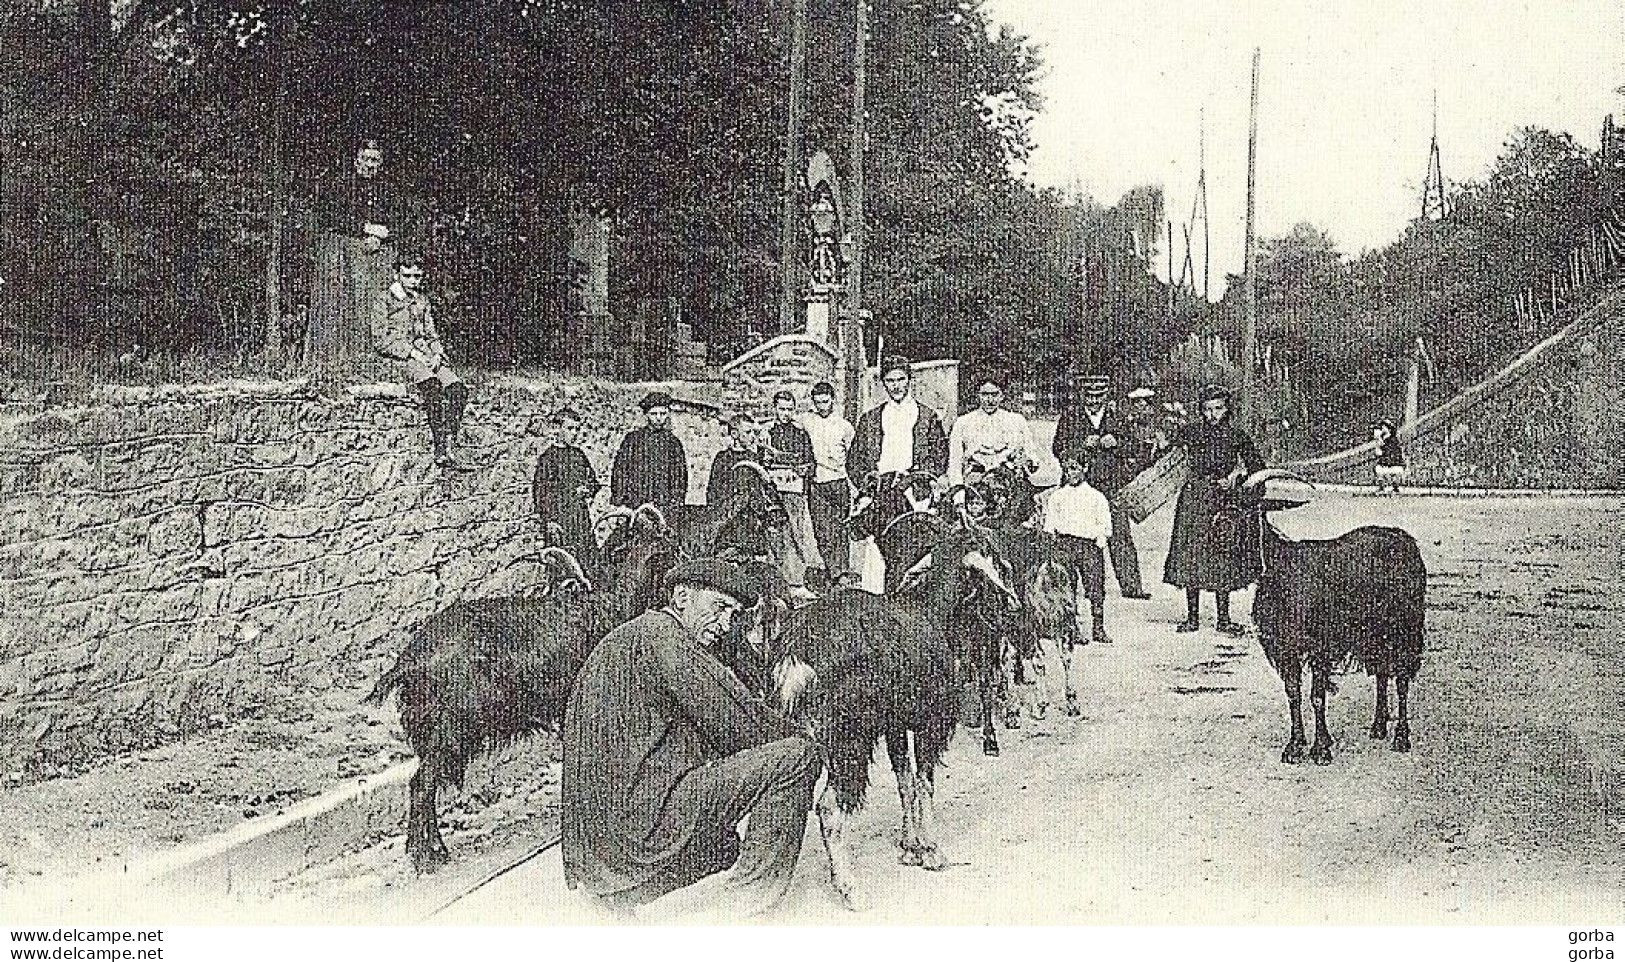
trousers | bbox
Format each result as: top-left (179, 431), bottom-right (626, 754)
top-left (607, 737), bottom-right (822, 918)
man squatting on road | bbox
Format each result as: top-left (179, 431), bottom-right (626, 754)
top-left (560, 558), bottom-right (821, 918)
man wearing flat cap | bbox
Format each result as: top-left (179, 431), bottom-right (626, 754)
top-left (847, 355), bottom-right (948, 528)
top-left (562, 558), bottom-right (820, 919)
top-left (1052, 374), bottom-right (1151, 600)
top-left (611, 391), bottom-right (690, 520)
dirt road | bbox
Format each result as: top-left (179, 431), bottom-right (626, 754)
top-left (212, 492), bottom-right (1625, 924)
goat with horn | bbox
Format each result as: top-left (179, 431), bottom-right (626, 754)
top-left (1234, 469), bottom-right (1428, 765)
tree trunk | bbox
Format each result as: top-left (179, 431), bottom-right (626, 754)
top-left (264, 26), bottom-right (292, 362)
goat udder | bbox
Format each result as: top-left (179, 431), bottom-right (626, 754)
top-left (773, 655), bottom-right (818, 715)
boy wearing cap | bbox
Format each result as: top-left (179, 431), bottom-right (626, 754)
top-left (370, 254), bottom-right (472, 471)
top-left (1052, 375), bottom-right (1150, 600)
top-left (1043, 450), bottom-right (1113, 645)
top-left (611, 392), bottom-right (690, 519)
top-left (562, 558), bottom-right (819, 919)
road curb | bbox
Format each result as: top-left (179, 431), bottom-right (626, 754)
top-left (130, 760), bottom-right (415, 898)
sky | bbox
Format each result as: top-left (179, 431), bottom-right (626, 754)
top-left (984, 0), bottom-right (1625, 296)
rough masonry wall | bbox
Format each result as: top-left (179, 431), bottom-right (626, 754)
top-left (1299, 311), bottom-right (1623, 489)
top-left (0, 376), bottom-right (731, 779)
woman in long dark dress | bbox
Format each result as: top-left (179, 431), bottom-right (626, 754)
top-left (1163, 385), bottom-right (1265, 634)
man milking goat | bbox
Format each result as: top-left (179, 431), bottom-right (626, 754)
top-left (561, 558), bottom-right (820, 920)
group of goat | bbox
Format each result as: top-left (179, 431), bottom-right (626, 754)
top-left (366, 459), bottom-right (1427, 909)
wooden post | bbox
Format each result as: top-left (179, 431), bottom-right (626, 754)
top-left (779, 0), bottom-right (810, 334)
top-left (1241, 48), bottom-right (1261, 430)
top-left (843, 0), bottom-right (869, 421)
top-left (1166, 219), bottom-right (1174, 316)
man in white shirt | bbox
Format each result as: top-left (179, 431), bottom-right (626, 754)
top-left (800, 381), bottom-right (855, 586)
top-left (948, 379), bottom-right (1039, 485)
top-left (1041, 450), bottom-right (1113, 645)
top-left (847, 356), bottom-right (949, 525)
top-left (846, 356), bottom-right (949, 592)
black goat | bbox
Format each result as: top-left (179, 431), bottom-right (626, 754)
top-left (1241, 470), bottom-right (1427, 765)
top-left (365, 538), bottom-right (671, 873)
top-left (668, 459), bottom-right (786, 561)
top-left (758, 527), bottom-right (1022, 909)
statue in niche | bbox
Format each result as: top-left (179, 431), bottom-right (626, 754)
top-left (805, 150), bottom-right (848, 290)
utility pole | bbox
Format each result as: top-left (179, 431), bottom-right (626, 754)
top-left (1200, 109), bottom-right (1211, 299)
top-left (843, 0), bottom-right (870, 420)
top-left (778, 0), bottom-right (810, 334)
top-left (1241, 48), bottom-right (1261, 431)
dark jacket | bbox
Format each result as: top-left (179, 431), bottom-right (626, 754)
top-left (317, 164), bottom-right (400, 240)
top-left (533, 443), bottom-right (600, 564)
top-left (1163, 419), bottom-right (1267, 591)
top-left (1377, 435), bottom-right (1405, 467)
top-left (1051, 404), bottom-right (1149, 495)
top-left (845, 398), bottom-right (949, 482)
top-left (611, 425), bottom-right (689, 511)
top-left (561, 609), bottom-right (789, 897)
top-left (706, 447), bottom-right (756, 507)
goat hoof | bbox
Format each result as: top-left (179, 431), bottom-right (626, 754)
top-left (983, 737), bottom-right (1000, 756)
top-left (1309, 744), bottom-right (1333, 765)
top-left (918, 846), bottom-right (949, 872)
top-left (1031, 702), bottom-right (1049, 721)
top-left (1281, 743), bottom-right (1306, 764)
top-left (1002, 709), bottom-right (1022, 729)
top-left (899, 846), bottom-right (924, 867)
top-left (1392, 730), bottom-right (1412, 753)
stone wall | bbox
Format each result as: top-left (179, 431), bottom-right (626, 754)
top-left (0, 376), bottom-right (732, 778)
top-left (1295, 304), bottom-right (1623, 489)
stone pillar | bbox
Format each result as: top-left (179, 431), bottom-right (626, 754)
top-left (569, 201), bottom-right (613, 374)
top-left (804, 290), bottom-right (832, 341)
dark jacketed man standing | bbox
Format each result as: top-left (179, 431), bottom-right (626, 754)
top-left (561, 559), bottom-right (820, 919)
top-left (610, 392), bottom-right (690, 521)
top-left (1052, 375), bottom-right (1151, 600)
top-left (847, 355), bottom-right (949, 528)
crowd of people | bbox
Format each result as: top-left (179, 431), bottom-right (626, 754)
top-left (522, 357), bottom-right (1331, 919)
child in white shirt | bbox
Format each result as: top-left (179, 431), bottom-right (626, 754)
top-left (1042, 451), bottom-right (1113, 644)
